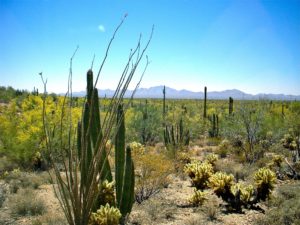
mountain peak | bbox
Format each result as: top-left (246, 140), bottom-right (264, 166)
top-left (71, 86), bottom-right (300, 100)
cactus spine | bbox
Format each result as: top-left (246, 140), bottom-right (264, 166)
top-left (203, 86), bottom-right (207, 118)
top-left (229, 97), bottom-right (233, 115)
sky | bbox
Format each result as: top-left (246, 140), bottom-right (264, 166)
top-left (0, 0), bottom-right (300, 95)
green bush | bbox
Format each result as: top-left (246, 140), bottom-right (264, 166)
top-left (10, 188), bottom-right (46, 216)
top-left (255, 183), bottom-right (300, 225)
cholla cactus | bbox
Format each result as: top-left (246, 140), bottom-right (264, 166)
top-left (184, 162), bottom-right (213, 190)
top-left (230, 183), bottom-right (254, 205)
top-left (177, 152), bottom-right (191, 164)
top-left (268, 154), bottom-right (284, 169)
top-left (97, 180), bottom-right (115, 207)
top-left (254, 167), bottom-right (276, 201)
top-left (189, 189), bottom-right (207, 206)
top-left (281, 133), bottom-right (297, 150)
top-left (129, 141), bottom-right (145, 155)
top-left (204, 153), bottom-right (218, 166)
top-left (209, 172), bottom-right (234, 198)
top-left (89, 204), bottom-right (121, 225)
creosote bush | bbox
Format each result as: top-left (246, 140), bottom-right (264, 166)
top-left (133, 145), bottom-right (173, 203)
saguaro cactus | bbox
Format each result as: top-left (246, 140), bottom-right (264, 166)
top-left (163, 85), bottom-right (166, 122)
top-left (209, 114), bottom-right (219, 137)
top-left (229, 97), bottom-right (233, 115)
top-left (203, 86), bottom-right (207, 118)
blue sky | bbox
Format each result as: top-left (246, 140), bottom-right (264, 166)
top-left (1, 0), bottom-right (299, 95)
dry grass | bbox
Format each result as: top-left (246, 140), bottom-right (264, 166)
top-left (9, 188), bottom-right (46, 216)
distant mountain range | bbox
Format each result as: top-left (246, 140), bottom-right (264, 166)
top-left (71, 85), bottom-right (300, 100)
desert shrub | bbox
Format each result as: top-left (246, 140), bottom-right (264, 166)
top-left (175, 151), bottom-right (192, 173)
top-left (202, 196), bottom-right (219, 221)
top-left (184, 161), bottom-right (213, 190)
top-left (89, 203), bottom-right (121, 225)
top-left (9, 188), bottom-right (46, 216)
top-left (6, 171), bottom-right (44, 191)
top-left (20, 173), bottom-right (44, 189)
top-left (281, 133), bottom-right (297, 150)
top-left (0, 182), bottom-right (8, 208)
top-left (188, 189), bottom-right (207, 206)
top-left (215, 160), bottom-right (251, 181)
top-left (133, 146), bottom-right (173, 203)
top-left (32, 214), bottom-right (67, 225)
top-left (216, 139), bottom-right (231, 158)
top-left (9, 179), bottom-right (21, 193)
top-left (206, 138), bottom-right (221, 146)
top-left (3, 168), bottom-right (21, 182)
top-left (254, 183), bottom-right (300, 225)
top-left (0, 157), bottom-right (18, 173)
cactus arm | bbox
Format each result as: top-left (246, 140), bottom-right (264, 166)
top-left (119, 146), bottom-right (135, 216)
top-left (115, 104), bottom-right (126, 207)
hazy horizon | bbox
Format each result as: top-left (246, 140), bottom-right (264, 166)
top-left (1, 0), bottom-right (300, 95)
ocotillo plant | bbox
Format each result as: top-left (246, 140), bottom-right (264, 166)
top-left (78, 71), bottom-right (134, 221)
top-left (41, 16), bottom-right (153, 225)
top-left (203, 86), bottom-right (207, 118)
top-left (229, 97), bottom-right (233, 115)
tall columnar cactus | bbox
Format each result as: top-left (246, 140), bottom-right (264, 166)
top-left (208, 114), bottom-right (219, 137)
top-left (115, 104), bottom-right (135, 220)
top-left (78, 70), bottom-right (112, 187)
top-left (203, 86), bottom-right (207, 118)
top-left (163, 85), bottom-right (166, 122)
top-left (164, 118), bottom-right (190, 152)
top-left (229, 97), bottom-right (233, 115)
top-left (78, 71), bottom-right (134, 222)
